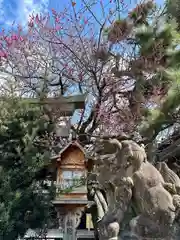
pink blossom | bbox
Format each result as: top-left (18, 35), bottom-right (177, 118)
top-left (5, 37), bottom-right (12, 46)
top-left (11, 35), bottom-right (18, 41)
top-left (35, 14), bottom-right (39, 23)
top-left (84, 19), bottom-right (88, 25)
top-left (0, 51), bottom-right (7, 58)
top-left (54, 25), bottom-right (61, 31)
top-left (55, 16), bottom-right (60, 24)
top-left (19, 36), bottom-right (24, 41)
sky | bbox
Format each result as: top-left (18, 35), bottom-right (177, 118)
top-left (0, 0), bottom-right (164, 29)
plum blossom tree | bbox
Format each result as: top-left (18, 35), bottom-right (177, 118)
top-left (0, 0), bottom-right (180, 154)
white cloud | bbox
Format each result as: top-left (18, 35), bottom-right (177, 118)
top-left (17, 0), bottom-right (49, 25)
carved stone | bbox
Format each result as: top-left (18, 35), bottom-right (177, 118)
top-left (157, 162), bottom-right (180, 194)
top-left (157, 162), bottom-right (180, 185)
top-left (89, 138), bottom-right (180, 240)
top-left (56, 206), bottom-right (84, 239)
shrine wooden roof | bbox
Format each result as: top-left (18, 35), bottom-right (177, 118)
top-left (51, 140), bottom-right (86, 161)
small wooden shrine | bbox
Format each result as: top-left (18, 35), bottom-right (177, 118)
top-left (52, 141), bottom-right (94, 240)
